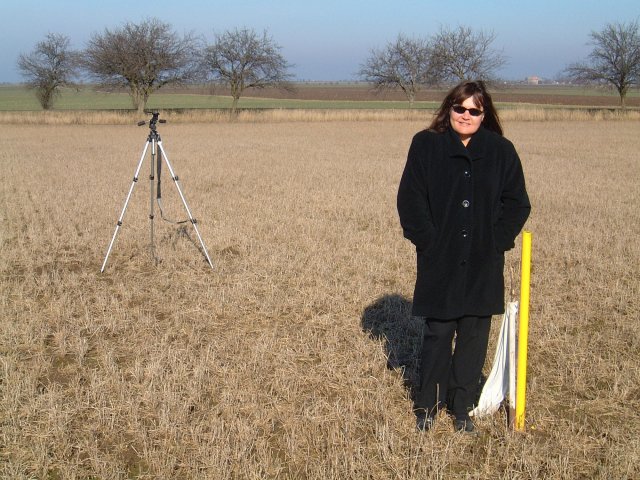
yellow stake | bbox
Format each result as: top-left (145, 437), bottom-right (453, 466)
top-left (516, 231), bottom-right (532, 431)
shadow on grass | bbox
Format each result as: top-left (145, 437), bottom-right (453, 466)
top-left (361, 294), bottom-right (424, 399)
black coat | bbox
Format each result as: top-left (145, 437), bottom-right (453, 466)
top-left (397, 125), bottom-right (531, 319)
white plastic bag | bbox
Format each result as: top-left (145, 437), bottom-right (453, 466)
top-left (470, 301), bottom-right (518, 417)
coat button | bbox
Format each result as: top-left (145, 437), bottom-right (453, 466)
top-left (464, 170), bottom-right (471, 177)
top-left (460, 259), bottom-right (467, 266)
top-left (462, 230), bottom-right (468, 238)
top-left (462, 200), bottom-right (470, 208)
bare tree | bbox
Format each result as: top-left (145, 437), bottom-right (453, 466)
top-left (201, 28), bottom-right (294, 114)
top-left (82, 18), bottom-right (199, 114)
top-left (565, 20), bottom-right (640, 107)
top-left (17, 33), bottom-right (79, 110)
top-left (430, 26), bottom-right (506, 82)
top-left (359, 34), bottom-right (435, 107)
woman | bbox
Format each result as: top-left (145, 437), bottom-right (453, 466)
top-left (397, 80), bottom-right (530, 433)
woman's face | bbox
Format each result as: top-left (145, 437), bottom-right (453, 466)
top-left (449, 96), bottom-right (484, 144)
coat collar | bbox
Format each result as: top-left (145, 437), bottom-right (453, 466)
top-left (445, 125), bottom-right (488, 161)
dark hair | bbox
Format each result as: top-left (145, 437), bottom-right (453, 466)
top-left (428, 80), bottom-right (503, 136)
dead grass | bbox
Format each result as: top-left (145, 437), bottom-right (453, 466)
top-left (0, 109), bottom-right (430, 125)
top-left (1, 120), bottom-right (639, 479)
top-left (0, 107), bottom-right (638, 126)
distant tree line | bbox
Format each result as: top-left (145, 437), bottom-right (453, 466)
top-left (17, 18), bottom-right (294, 114)
top-left (16, 18), bottom-right (640, 111)
top-left (359, 26), bottom-right (507, 107)
top-left (362, 20), bottom-right (640, 108)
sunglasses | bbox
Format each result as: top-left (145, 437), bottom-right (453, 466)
top-left (451, 105), bottom-right (484, 116)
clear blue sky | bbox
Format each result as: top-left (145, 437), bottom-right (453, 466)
top-left (1, 0), bottom-right (638, 82)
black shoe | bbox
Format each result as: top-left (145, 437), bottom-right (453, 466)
top-left (416, 412), bottom-right (435, 432)
top-left (453, 417), bottom-right (475, 433)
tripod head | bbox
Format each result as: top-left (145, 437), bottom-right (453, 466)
top-left (137, 110), bottom-right (167, 131)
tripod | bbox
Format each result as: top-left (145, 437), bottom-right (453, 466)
top-left (100, 112), bottom-right (214, 272)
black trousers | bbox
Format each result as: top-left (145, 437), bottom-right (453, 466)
top-left (414, 315), bottom-right (491, 419)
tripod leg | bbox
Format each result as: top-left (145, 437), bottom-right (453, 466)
top-left (100, 141), bottom-right (151, 273)
top-left (157, 141), bottom-right (214, 269)
top-left (149, 138), bottom-right (158, 264)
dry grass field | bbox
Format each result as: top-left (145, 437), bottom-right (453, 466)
top-left (1, 116), bottom-right (639, 479)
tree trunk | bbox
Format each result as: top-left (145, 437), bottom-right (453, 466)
top-left (130, 87), bottom-right (147, 115)
top-left (407, 91), bottom-right (416, 109)
top-left (36, 86), bottom-right (55, 110)
top-left (617, 86), bottom-right (627, 108)
top-left (230, 80), bottom-right (242, 117)
top-left (231, 95), bottom-right (240, 117)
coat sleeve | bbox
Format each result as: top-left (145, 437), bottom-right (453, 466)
top-left (493, 144), bottom-right (531, 252)
top-left (397, 133), bottom-right (436, 251)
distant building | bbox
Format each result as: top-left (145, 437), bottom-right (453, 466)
top-left (526, 76), bottom-right (540, 85)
